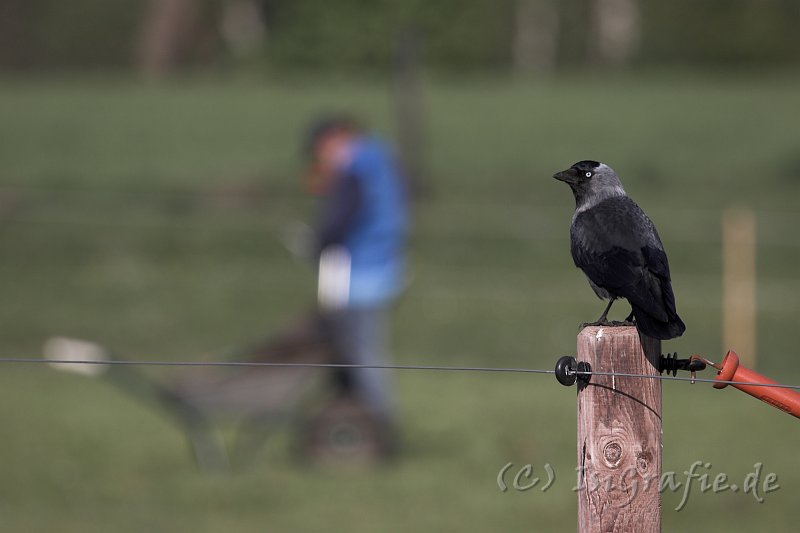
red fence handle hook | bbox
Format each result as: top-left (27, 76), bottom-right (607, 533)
top-left (707, 350), bottom-right (800, 419)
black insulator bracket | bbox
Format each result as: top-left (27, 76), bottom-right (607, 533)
top-left (658, 352), bottom-right (707, 377)
top-left (555, 355), bottom-right (592, 387)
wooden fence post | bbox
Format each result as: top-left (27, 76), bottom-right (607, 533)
top-left (576, 326), bottom-right (662, 532)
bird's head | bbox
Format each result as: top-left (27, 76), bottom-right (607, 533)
top-left (553, 160), bottom-right (626, 210)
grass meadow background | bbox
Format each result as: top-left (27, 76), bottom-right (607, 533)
top-left (2, 73), bottom-right (800, 531)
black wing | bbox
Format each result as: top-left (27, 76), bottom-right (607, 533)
top-left (570, 196), bottom-right (675, 322)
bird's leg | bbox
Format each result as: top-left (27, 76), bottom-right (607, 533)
top-left (597, 299), bottom-right (614, 322)
top-left (580, 300), bottom-right (616, 329)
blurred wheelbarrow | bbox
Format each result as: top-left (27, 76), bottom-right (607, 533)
top-left (43, 310), bottom-right (387, 472)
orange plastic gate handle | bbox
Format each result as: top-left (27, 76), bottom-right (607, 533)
top-left (711, 350), bottom-right (800, 419)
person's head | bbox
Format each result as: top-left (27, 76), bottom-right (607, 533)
top-left (303, 115), bottom-right (361, 194)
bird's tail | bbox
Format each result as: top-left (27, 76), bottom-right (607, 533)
top-left (631, 304), bottom-right (686, 340)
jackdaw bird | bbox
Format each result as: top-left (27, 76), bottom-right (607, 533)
top-left (554, 160), bottom-right (685, 340)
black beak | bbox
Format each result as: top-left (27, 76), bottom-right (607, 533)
top-left (553, 168), bottom-right (578, 184)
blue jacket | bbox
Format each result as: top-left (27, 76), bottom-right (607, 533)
top-left (316, 137), bottom-right (409, 307)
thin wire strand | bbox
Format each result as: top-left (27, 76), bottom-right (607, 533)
top-left (2, 357), bottom-right (800, 391)
top-left (0, 357), bottom-right (554, 375)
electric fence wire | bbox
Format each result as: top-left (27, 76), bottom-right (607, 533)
top-left (1, 357), bottom-right (799, 391)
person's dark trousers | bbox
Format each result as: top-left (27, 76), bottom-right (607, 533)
top-left (327, 303), bottom-right (399, 454)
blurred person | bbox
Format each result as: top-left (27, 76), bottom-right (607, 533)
top-left (303, 115), bottom-right (410, 457)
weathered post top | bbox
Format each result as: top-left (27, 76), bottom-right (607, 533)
top-left (576, 326), bottom-right (662, 533)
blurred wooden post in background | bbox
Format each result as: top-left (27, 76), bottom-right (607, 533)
top-left (576, 326), bottom-right (661, 533)
top-left (722, 207), bottom-right (757, 367)
top-left (138, 0), bottom-right (198, 79)
top-left (588, 0), bottom-right (641, 67)
top-left (512, 0), bottom-right (560, 75)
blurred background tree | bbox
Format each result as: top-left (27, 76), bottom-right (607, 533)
top-left (1, 0), bottom-right (799, 74)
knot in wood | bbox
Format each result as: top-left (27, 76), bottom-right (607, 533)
top-left (602, 441), bottom-right (623, 467)
top-left (636, 449), bottom-right (652, 473)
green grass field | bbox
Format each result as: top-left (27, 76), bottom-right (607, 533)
top-left (2, 73), bottom-right (800, 531)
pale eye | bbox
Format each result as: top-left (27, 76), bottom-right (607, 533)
top-left (585, 172), bottom-right (592, 178)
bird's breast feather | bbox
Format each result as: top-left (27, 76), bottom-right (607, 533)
top-left (570, 196), bottom-right (661, 252)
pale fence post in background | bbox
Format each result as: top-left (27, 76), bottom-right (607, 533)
top-left (722, 207), bottom-right (757, 368)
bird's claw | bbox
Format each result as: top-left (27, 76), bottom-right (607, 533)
top-left (578, 319), bottom-right (635, 331)
top-left (579, 320), bottom-right (615, 329)
top-left (610, 320), bottom-right (636, 327)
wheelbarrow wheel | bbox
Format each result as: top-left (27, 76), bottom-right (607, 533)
top-left (298, 393), bottom-right (386, 464)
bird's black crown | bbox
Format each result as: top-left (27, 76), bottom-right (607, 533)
top-left (571, 160), bottom-right (601, 172)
